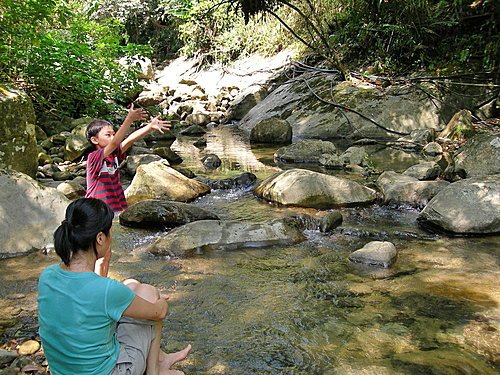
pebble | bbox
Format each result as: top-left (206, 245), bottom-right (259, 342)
top-left (17, 340), bottom-right (40, 355)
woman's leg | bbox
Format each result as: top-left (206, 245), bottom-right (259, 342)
top-left (122, 279), bottom-right (190, 375)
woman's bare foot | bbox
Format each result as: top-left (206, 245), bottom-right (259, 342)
top-left (159, 344), bottom-right (192, 369)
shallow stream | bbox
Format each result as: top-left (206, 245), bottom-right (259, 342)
top-left (1, 126), bottom-right (498, 374)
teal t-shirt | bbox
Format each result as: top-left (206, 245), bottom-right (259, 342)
top-left (38, 264), bottom-right (135, 375)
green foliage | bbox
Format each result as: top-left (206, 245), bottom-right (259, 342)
top-left (0, 0), bottom-right (149, 118)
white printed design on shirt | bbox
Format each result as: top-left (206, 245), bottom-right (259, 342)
top-left (99, 156), bottom-right (119, 176)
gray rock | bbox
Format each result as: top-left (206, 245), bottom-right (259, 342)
top-left (418, 174), bottom-right (500, 235)
top-left (152, 147), bottom-right (183, 165)
top-left (250, 117), bottom-right (292, 144)
top-left (202, 154), bottom-right (221, 169)
top-left (0, 85), bottom-right (38, 177)
top-left (340, 146), bottom-right (370, 166)
top-left (319, 154), bottom-right (343, 169)
top-left (185, 113), bottom-right (211, 126)
top-left (196, 172), bottom-right (257, 190)
top-left (403, 161), bottom-right (442, 180)
top-left (275, 139), bottom-right (337, 163)
top-left (126, 154), bottom-right (164, 175)
top-left (0, 349), bottom-right (18, 365)
top-left (146, 219), bottom-right (305, 256)
top-left (227, 85), bottom-right (268, 120)
top-left (454, 133), bottom-right (500, 177)
top-left (255, 169), bottom-right (376, 208)
top-left (320, 211), bottom-right (343, 232)
top-left (120, 199), bottom-right (219, 228)
top-left (0, 169), bottom-right (69, 258)
top-left (57, 180), bottom-right (86, 200)
top-left (349, 241), bottom-right (397, 268)
top-left (423, 142), bottom-right (443, 156)
top-left (64, 133), bottom-right (91, 161)
top-left (180, 124), bottom-right (207, 136)
top-left (377, 171), bottom-right (449, 208)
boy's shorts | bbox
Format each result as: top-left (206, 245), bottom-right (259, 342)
top-left (110, 317), bottom-right (155, 375)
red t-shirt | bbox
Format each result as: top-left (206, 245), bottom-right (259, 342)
top-left (85, 147), bottom-right (128, 212)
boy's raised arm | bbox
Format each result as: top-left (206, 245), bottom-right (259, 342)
top-left (103, 104), bottom-right (147, 157)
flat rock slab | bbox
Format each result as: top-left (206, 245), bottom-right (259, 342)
top-left (349, 241), bottom-right (397, 268)
top-left (146, 219), bottom-right (306, 256)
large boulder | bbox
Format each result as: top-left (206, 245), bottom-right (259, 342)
top-left (119, 199), bottom-right (219, 228)
top-left (125, 154), bottom-right (164, 176)
top-left (125, 161), bottom-right (210, 205)
top-left (146, 219), bottom-right (305, 256)
top-left (255, 169), bottom-right (376, 208)
top-left (417, 174), bottom-right (500, 235)
top-left (0, 169), bottom-right (69, 258)
top-left (239, 76), bottom-right (489, 140)
top-left (402, 161), bottom-right (442, 180)
top-left (376, 171), bottom-right (449, 208)
top-left (0, 85), bottom-right (38, 177)
top-left (454, 133), bottom-right (500, 177)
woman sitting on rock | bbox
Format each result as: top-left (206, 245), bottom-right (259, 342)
top-left (38, 198), bottom-right (191, 375)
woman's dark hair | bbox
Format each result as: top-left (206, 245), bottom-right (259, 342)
top-left (86, 119), bottom-right (113, 143)
top-left (54, 198), bottom-right (114, 265)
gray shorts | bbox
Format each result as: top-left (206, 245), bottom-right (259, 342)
top-left (110, 317), bottom-right (155, 375)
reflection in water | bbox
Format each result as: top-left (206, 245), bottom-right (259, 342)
top-left (0, 126), bottom-right (498, 374)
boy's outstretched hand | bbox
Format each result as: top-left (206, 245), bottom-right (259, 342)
top-left (126, 103), bottom-right (148, 123)
top-left (149, 115), bottom-right (171, 134)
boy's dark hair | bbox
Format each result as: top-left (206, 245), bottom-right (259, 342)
top-left (86, 119), bottom-right (113, 143)
top-left (54, 198), bottom-right (114, 265)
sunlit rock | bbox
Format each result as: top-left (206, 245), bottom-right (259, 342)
top-left (125, 161), bottom-right (210, 205)
top-left (146, 219), bottom-right (305, 256)
top-left (418, 174), bottom-right (500, 235)
top-left (255, 169), bottom-right (376, 208)
top-left (0, 169), bottom-right (69, 258)
top-left (349, 241), bottom-right (397, 268)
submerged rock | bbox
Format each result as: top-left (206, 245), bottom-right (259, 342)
top-left (418, 174), bottom-right (500, 235)
top-left (119, 199), bottom-right (219, 228)
top-left (255, 168), bottom-right (376, 208)
top-left (349, 241), bottom-right (397, 268)
top-left (196, 172), bottom-right (256, 190)
top-left (147, 219), bottom-right (306, 256)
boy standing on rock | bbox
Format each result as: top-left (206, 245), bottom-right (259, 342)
top-left (85, 104), bottom-right (171, 212)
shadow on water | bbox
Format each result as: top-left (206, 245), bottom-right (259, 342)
top-left (1, 125), bottom-right (499, 374)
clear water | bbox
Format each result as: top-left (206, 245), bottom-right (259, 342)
top-left (0, 126), bottom-right (498, 374)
